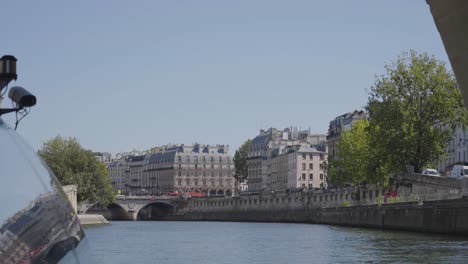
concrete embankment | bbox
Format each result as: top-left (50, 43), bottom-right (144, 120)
top-left (78, 214), bottom-right (110, 226)
top-left (167, 199), bottom-right (468, 236)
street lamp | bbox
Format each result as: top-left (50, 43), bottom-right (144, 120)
top-left (0, 55), bottom-right (37, 128)
top-left (0, 55), bottom-right (17, 90)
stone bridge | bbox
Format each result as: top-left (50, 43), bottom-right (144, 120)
top-left (81, 196), bottom-right (180, 220)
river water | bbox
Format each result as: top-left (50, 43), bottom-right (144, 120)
top-left (78, 221), bottom-right (468, 264)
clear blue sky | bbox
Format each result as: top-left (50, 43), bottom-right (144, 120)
top-left (1, 0), bottom-right (449, 154)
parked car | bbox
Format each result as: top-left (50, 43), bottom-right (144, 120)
top-left (449, 165), bottom-right (468, 179)
top-left (422, 168), bottom-right (440, 177)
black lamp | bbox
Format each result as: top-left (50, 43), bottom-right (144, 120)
top-left (0, 55), bottom-right (17, 90)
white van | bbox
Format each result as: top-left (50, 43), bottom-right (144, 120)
top-left (449, 165), bottom-right (468, 178)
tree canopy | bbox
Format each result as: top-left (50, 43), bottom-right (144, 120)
top-left (367, 50), bottom-right (468, 173)
top-left (328, 120), bottom-right (371, 186)
top-left (38, 136), bottom-right (115, 206)
top-left (233, 139), bottom-right (252, 183)
top-left (328, 51), bottom-right (467, 186)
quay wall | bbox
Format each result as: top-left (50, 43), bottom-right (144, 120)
top-left (169, 199), bottom-right (468, 236)
top-left (165, 175), bottom-right (468, 235)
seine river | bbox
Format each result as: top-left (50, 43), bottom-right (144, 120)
top-left (77, 221), bottom-right (468, 263)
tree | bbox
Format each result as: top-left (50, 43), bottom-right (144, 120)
top-left (233, 139), bottom-right (252, 183)
top-left (327, 119), bottom-right (387, 187)
top-left (367, 50), bottom-right (468, 173)
top-left (38, 136), bottom-right (115, 206)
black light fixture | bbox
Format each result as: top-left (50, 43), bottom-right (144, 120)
top-left (0, 55), bottom-right (37, 130)
top-left (0, 55), bottom-right (17, 90)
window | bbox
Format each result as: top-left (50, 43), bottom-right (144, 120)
top-left (194, 156), bottom-right (198, 163)
top-left (302, 173), bottom-right (306, 180)
top-left (203, 156), bottom-right (206, 162)
top-left (195, 164), bottom-right (198, 170)
top-left (302, 163), bottom-right (306, 170)
top-left (185, 156), bottom-right (190, 162)
top-left (309, 174), bottom-right (313, 180)
top-left (320, 154), bottom-right (324, 160)
top-left (177, 156), bottom-right (181, 162)
top-left (320, 174), bottom-right (324, 180)
top-left (178, 164), bottom-right (182, 169)
top-left (320, 163), bottom-right (324, 170)
top-left (309, 163), bottom-right (313, 170)
top-left (309, 154), bottom-right (313, 159)
top-left (308, 184), bottom-right (313, 189)
top-left (302, 154), bottom-right (307, 159)
top-left (211, 157), bottom-right (214, 162)
top-left (302, 184), bottom-right (306, 188)
top-left (177, 180), bottom-right (182, 186)
top-left (211, 164), bottom-right (215, 169)
top-left (219, 157), bottom-right (223, 163)
top-left (178, 171), bottom-right (182, 176)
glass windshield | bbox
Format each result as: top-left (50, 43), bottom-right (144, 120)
top-left (0, 120), bottom-right (88, 263)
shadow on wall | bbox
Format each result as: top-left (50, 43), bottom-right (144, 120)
top-left (86, 203), bottom-right (133, 221)
top-left (137, 202), bottom-right (175, 221)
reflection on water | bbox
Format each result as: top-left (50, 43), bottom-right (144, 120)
top-left (81, 221), bottom-right (468, 264)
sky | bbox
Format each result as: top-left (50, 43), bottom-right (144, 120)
top-left (1, 0), bottom-right (450, 154)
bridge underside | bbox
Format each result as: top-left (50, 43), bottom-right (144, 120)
top-left (137, 203), bottom-right (175, 221)
top-left (86, 203), bottom-right (133, 220)
top-left (428, 0), bottom-right (468, 107)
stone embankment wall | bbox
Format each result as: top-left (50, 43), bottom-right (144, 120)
top-left (181, 174), bottom-right (465, 214)
top-left (78, 214), bottom-right (110, 226)
top-left (167, 175), bottom-right (468, 235)
top-left (169, 199), bottom-right (468, 235)
top-left (62, 185), bottom-right (78, 213)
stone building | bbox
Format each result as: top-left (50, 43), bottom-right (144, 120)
top-left (93, 152), bottom-right (112, 165)
top-left (107, 159), bottom-right (128, 194)
top-left (286, 145), bottom-right (327, 190)
top-left (247, 127), bottom-right (327, 192)
top-left (437, 126), bottom-right (468, 175)
top-left (127, 155), bottom-right (147, 195)
top-left (107, 144), bottom-right (235, 196)
top-left (327, 110), bottom-right (367, 160)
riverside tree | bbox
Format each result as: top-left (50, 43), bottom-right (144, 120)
top-left (38, 136), bottom-right (115, 206)
top-left (367, 50), bottom-right (468, 174)
top-left (233, 139), bottom-right (252, 183)
top-left (328, 120), bottom-right (371, 187)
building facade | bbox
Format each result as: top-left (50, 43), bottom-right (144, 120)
top-left (437, 126), bottom-right (468, 175)
top-left (247, 127), bottom-right (327, 192)
top-left (107, 144), bottom-right (235, 196)
top-left (327, 110), bottom-right (367, 160)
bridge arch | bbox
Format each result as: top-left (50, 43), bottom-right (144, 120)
top-left (137, 202), bottom-right (175, 220)
top-left (82, 202), bottom-right (133, 220)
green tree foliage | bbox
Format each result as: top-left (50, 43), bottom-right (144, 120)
top-left (328, 120), bottom-right (387, 187)
top-left (233, 139), bottom-right (252, 183)
top-left (367, 51), bottom-right (468, 173)
top-left (38, 136), bottom-right (115, 206)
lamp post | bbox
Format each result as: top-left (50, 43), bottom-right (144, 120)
top-left (0, 55), bottom-right (36, 121)
top-left (0, 55), bottom-right (17, 90)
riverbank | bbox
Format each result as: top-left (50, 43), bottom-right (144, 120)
top-left (78, 214), bottom-right (110, 226)
top-left (167, 198), bottom-right (468, 236)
